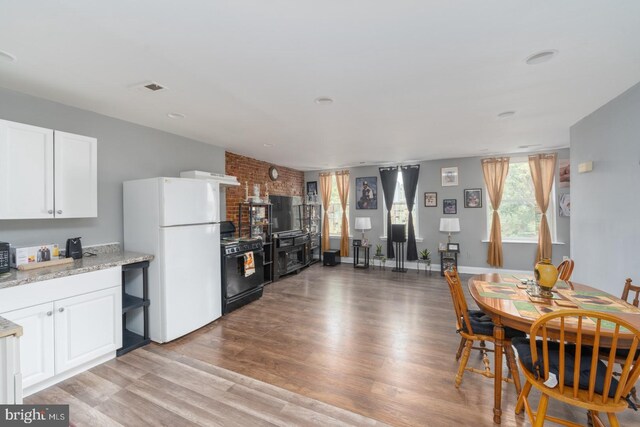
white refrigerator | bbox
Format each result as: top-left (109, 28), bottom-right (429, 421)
top-left (123, 177), bottom-right (221, 343)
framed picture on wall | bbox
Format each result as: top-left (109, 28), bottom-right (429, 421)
top-left (441, 167), bottom-right (459, 186)
top-left (559, 193), bottom-right (570, 217)
top-left (424, 192), bottom-right (437, 207)
top-left (306, 181), bottom-right (318, 195)
top-left (464, 188), bottom-right (482, 208)
top-left (355, 177), bottom-right (378, 209)
top-left (443, 199), bottom-right (457, 214)
top-left (559, 159), bottom-right (570, 188)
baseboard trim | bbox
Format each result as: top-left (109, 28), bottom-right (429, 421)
top-left (329, 257), bottom-right (530, 276)
top-left (23, 351), bottom-right (115, 397)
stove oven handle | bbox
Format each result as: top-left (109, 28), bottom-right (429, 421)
top-left (230, 250), bottom-right (264, 259)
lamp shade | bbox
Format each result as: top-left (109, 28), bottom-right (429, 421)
top-left (354, 217), bottom-right (372, 231)
top-left (439, 218), bottom-right (460, 233)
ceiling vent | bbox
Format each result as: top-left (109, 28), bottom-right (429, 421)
top-left (144, 82), bottom-right (165, 91)
top-left (130, 81), bottom-right (168, 92)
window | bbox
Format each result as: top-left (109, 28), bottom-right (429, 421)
top-left (487, 160), bottom-right (556, 241)
top-left (327, 175), bottom-right (349, 236)
top-left (383, 173), bottom-right (419, 238)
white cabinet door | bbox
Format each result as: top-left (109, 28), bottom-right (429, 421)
top-left (54, 287), bottom-right (121, 374)
top-left (0, 120), bottom-right (54, 219)
top-left (54, 131), bottom-right (98, 218)
top-left (1, 303), bottom-right (55, 388)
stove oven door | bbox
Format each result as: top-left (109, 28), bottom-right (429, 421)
top-left (223, 249), bottom-right (264, 300)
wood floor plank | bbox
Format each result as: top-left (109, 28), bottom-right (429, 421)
top-left (95, 388), bottom-right (201, 427)
top-left (55, 370), bottom-right (122, 407)
top-left (127, 374), bottom-right (276, 427)
top-left (25, 386), bottom-right (123, 427)
top-left (27, 264), bottom-right (639, 426)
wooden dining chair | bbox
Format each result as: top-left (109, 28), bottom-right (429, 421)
top-left (557, 259), bottom-right (575, 281)
top-left (616, 278), bottom-right (640, 403)
top-left (444, 268), bottom-right (523, 393)
top-left (621, 278), bottom-right (640, 308)
top-left (514, 309), bottom-right (640, 427)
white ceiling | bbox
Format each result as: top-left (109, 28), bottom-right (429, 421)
top-left (1, 1), bottom-right (639, 170)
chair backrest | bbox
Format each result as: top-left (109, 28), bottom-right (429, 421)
top-left (621, 278), bottom-right (640, 307)
top-left (528, 309), bottom-right (640, 406)
top-left (444, 268), bottom-right (473, 335)
top-left (557, 259), bottom-right (575, 281)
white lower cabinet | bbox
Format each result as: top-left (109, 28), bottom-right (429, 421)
top-left (1, 303), bottom-right (55, 389)
top-left (54, 287), bottom-right (121, 373)
top-left (0, 268), bottom-right (121, 395)
top-left (0, 334), bottom-right (23, 404)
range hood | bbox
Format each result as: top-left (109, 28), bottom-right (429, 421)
top-left (180, 170), bottom-right (240, 187)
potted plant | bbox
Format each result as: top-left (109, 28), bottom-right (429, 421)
top-left (375, 244), bottom-right (383, 257)
top-left (420, 249), bottom-right (431, 261)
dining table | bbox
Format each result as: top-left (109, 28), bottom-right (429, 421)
top-left (468, 273), bottom-right (640, 424)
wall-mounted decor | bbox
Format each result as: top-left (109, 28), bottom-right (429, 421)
top-left (268, 166), bottom-right (279, 181)
top-left (424, 192), bottom-right (437, 207)
top-left (559, 159), bottom-right (570, 188)
top-left (464, 188), bottom-right (482, 208)
top-left (443, 199), bottom-right (457, 214)
top-left (559, 193), bottom-right (570, 217)
top-left (356, 177), bottom-right (377, 209)
top-left (441, 167), bottom-right (459, 186)
top-left (306, 181), bottom-right (318, 195)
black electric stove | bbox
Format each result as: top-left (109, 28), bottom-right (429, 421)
top-left (219, 221), bottom-right (265, 314)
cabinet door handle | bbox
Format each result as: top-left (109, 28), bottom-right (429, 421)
top-left (56, 210), bottom-right (63, 214)
top-left (48, 210), bottom-right (53, 214)
top-left (58, 307), bottom-right (65, 313)
top-left (46, 311), bottom-right (53, 316)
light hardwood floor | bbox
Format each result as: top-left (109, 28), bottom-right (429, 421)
top-left (28, 264), bottom-right (638, 426)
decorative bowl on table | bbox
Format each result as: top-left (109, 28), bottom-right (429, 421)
top-left (534, 258), bottom-right (559, 298)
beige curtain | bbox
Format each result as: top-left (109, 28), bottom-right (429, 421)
top-left (481, 157), bottom-right (510, 267)
top-left (529, 153), bottom-right (557, 262)
top-left (335, 170), bottom-right (350, 257)
top-left (319, 173), bottom-right (333, 252)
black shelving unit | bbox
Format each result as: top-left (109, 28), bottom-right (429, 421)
top-left (238, 202), bottom-right (273, 285)
top-left (117, 260), bottom-right (151, 356)
top-left (439, 249), bottom-right (459, 276)
top-left (300, 202), bottom-right (322, 264)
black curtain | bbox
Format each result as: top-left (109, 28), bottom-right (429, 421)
top-left (401, 164), bottom-right (420, 261)
top-left (379, 166), bottom-right (399, 258)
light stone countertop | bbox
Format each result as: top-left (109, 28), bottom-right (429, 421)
top-left (0, 316), bottom-right (23, 338)
top-left (0, 251), bottom-right (154, 290)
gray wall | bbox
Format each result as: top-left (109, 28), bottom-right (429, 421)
top-left (570, 82), bottom-right (640, 294)
top-left (0, 87), bottom-right (225, 247)
top-left (305, 149), bottom-right (570, 271)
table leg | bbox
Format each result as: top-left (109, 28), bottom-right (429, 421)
top-left (493, 320), bottom-right (505, 424)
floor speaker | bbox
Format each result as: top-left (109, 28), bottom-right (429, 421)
top-left (391, 224), bottom-right (406, 243)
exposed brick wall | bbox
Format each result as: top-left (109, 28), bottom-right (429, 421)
top-left (225, 151), bottom-right (305, 232)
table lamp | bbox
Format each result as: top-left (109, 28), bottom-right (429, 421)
top-left (439, 218), bottom-right (460, 243)
top-left (355, 217), bottom-right (372, 246)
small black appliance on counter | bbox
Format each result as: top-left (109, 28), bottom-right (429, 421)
top-left (0, 241), bottom-right (10, 273)
top-left (66, 237), bottom-right (83, 259)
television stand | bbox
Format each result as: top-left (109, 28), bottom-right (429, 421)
top-left (273, 231), bottom-right (311, 281)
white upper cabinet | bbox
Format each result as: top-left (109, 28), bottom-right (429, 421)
top-left (0, 120), bottom-right (97, 219)
top-left (54, 131), bottom-right (98, 218)
top-left (0, 120), bottom-right (55, 219)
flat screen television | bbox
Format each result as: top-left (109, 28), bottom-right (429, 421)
top-left (270, 195), bottom-right (302, 233)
